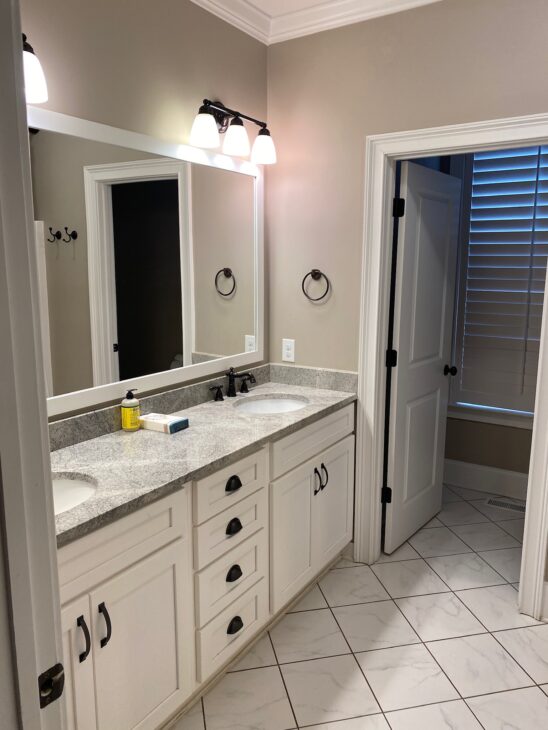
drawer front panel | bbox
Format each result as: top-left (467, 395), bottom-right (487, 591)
top-left (271, 404), bottom-right (354, 479)
top-left (195, 529), bottom-right (267, 628)
top-left (193, 448), bottom-right (268, 525)
top-left (197, 580), bottom-right (269, 682)
top-left (194, 489), bottom-right (267, 570)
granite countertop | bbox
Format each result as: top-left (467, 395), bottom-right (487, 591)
top-left (52, 383), bottom-right (356, 547)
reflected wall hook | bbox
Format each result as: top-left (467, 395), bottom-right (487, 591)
top-left (63, 227), bottom-right (78, 243)
top-left (48, 227), bottom-right (61, 242)
top-left (215, 267), bottom-right (236, 297)
top-left (302, 269), bottom-right (330, 302)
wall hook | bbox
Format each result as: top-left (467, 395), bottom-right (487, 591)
top-left (48, 227), bottom-right (62, 242)
top-left (215, 267), bottom-right (236, 297)
top-left (63, 227), bottom-right (78, 243)
top-left (302, 269), bottom-right (330, 302)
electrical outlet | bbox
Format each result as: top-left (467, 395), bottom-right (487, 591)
top-left (245, 335), bottom-right (256, 352)
top-left (282, 338), bottom-right (295, 362)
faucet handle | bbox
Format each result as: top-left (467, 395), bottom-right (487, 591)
top-left (209, 385), bottom-right (224, 401)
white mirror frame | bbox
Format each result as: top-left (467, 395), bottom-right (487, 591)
top-left (27, 107), bottom-right (264, 418)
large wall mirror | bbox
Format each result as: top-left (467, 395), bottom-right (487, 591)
top-left (27, 108), bottom-right (264, 417)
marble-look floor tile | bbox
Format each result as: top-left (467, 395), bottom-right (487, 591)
top-left (452, 523), bottom-right (521, 552)
top-left (203, 666), bottom-right (296, 730)
top-left (357, 643), bottom-right (457, 711)
top-left (541, 684), bottom-right (548, 696)
top-left (467, 687), bottom-right (548, 730)
top-left (449, 486), bottom-right (500, 502)
top-left (230, 633), bottom-right (277, 671)
top-left (386, 700), bottom-right (482, 729)
top-left (269, 609), bottom-right (349, 664)
top-left (437, 501), bottom-right (488, 526)
top-left (470, 498), bottom-right (525, 522)
top-left (427, 634), bottom-right (533, 697)
top-left (478, 547), bottom-right (522, 582)
top-left (319, 566), bottom-right (389, 607)
top-left (333, 600), bottom-right (419, 652)
top-left (423, 516), bottom-right (444, 528)
top-left (374, 542), bottom-right (420, 563)
top-left (455, 584), bottom-right (539, 631)
top-left (171, 700), bottom-right (204, 730)
top-left (288, 584), bottom-right (328, 612)
top-left (495, 624), bottom-right (548, 683)
top-left (371, 559), bottom-right (449, 598)
top-left (497, 518), bottom-right (525, 542)
top-left (443, 486), bottom-right (463, 503)
top-left (303, 716), bottom-right (389, 730)
top-left (396, 592), bottom-right (485, 641)
top-left (408, 526), bottom-right (472, 558)
top-left (426, 553), bottom-right (506, 590)
top-left (281, 654), bottom-right (379, 726)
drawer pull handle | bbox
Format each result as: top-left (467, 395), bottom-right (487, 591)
top-left (225, 475), bottom-right (243, 493)
top-left (320, 463), bottom-right (329, 490)
top-left (313, 467), bottom-right (322, 495)
top-left (76, 615), bottom-right (91, 663)
top-left (98, 602), bottom-right (112, 648)
top-left (227, 615), bottom-right (244, 635)
top-left (226, 517), bottom-right (243, 536)
top-left (226, 564), bottom-right (243, 583)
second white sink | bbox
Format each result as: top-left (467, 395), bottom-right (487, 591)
top-left (235, 396), bottom-right (309, 415)
top-left (52, 473), bottom-right (97, 515)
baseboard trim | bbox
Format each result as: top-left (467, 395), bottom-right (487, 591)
top-left (444, 458), bottom-right (528, 500)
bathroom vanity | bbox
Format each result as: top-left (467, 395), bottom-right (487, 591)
top-left (52, 383), bottom-right (356, 730)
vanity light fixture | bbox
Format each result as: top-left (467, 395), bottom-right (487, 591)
top-left (190, 99), bottom-right (277, 164)
top-left (22, 33), bottom-right (48, 104)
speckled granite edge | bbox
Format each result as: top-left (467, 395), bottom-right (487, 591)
top-left (49, 364), bottom-right (270, 451)
top-left (270, 363), bottom-right (358, 393)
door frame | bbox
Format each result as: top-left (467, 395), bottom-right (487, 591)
top-left (354, 112), bottom-right (548, 620)
top-left (84, 158), bottom-right (194, 385)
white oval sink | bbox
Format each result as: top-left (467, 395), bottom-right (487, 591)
top-left (52, 473), bottom-right (97, 515)
top-left (235, 396), bottom-right (309, 415)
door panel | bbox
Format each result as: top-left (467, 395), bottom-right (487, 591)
top-left (61, 597), bottom-right (97, 730)
top-left (384, 162), bottom-right (461, 553)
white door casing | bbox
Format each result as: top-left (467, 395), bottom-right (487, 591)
top-left (34, 221), bottom-right (53, 396)
top-left (384, 162), bottom-right (461, 553)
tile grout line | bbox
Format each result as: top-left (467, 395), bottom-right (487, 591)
top-left (266, 624), bottom-right (300, 730)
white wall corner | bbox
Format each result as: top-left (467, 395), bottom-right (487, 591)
top-left (444, 458), bottom-right (528, 501)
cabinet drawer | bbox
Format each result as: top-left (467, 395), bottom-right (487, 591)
top-left (58, 490), bottom-right (188, 604)
top-left (196, 580), bottom-right (269, 682)
top-left (194, 489), bottom-right (267, 570)
top-left (193, 448), bottom-right (267, 525)
top-left (271, 404), bottom-right (354, 479)
top-left (195, 529), bottom-right (267, 628)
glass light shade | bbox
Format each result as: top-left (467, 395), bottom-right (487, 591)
top-left (189, 109), bottom-right (220, 149)
top-left (23, 45), bottom-right (48, 104)
top-left (251, 128), bottom-right (277, 165)
top-left (223, 118), bottom-right (250, 157)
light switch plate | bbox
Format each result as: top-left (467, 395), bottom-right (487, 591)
top-left (282, 338), bottom-right (295, 362)
top-left (245, 335), bottom-right (256, 352)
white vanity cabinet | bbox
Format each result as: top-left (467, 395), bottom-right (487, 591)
top-left (58, 491), bottom-right (194, 730)
top-left (270, 405), bottom-right (355, 612)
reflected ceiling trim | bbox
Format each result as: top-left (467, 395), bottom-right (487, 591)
top-left (190, 0), bottom-right (443, 45)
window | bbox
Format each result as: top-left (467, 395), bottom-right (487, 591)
top-left (451, 146), bottom-right (548, 415)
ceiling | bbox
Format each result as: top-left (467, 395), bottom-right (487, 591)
top-left (190, 0), bottom-right (443, 44)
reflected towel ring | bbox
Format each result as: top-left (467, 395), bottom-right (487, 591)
top-left (302, 269), bottom-right (330, 302)
top-left (215, 268), bottom-right (236, 297)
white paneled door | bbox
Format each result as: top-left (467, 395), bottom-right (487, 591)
top-left (384, 162), bottom-right (461, 553)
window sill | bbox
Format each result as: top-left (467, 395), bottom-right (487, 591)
top-left (448, 404), bottom-right (533, 430)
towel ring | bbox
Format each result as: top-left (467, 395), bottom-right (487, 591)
top-left (302, 269), bottom-right (330, 302)
top-left (215, 268), bottom-right (236, 297)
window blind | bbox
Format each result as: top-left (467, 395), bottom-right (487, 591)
top-left (453, 146), bottom-right (548, 413)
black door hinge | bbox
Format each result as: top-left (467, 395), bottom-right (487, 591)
top-left (113, 343), bottom-right (119, 352)
top-left (386, 349), bottom-right (398, 368)
top-left (381, 486), bottom-right (392, 504)
top-left (38, 662), bottom-right (64, 709)
top-left (393, 197), bottom-right (405, 218)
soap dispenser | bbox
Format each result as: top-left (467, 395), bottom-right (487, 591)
top-left (121, 389), bottom-right (140, 432)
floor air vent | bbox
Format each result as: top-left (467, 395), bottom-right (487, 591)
top-left (485, 497), bottom-right (526, 514)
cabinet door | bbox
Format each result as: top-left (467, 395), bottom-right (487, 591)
top-left (313, 435), bottom-right (355, 571)
top-left (270, 461), bottom-right (316, 612)
top-left (61, 596), bottom-right (97, 730)
top-left (91, 539), bottom-right (193, 730)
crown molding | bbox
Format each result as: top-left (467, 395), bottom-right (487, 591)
top-left (191, 0), bottom-right (442, 45)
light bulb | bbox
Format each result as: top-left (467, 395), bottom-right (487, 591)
top-left (251, 127), bottom-right (277, 165)
top-left (189, 105), bottom-right (220, 149)
top-left (222, 117), bottom-right (250, 157)
top-left (22, 34), bottom-right (48, 104)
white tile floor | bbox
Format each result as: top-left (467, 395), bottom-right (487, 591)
top-left (172, 485), bottom-right (548, 730)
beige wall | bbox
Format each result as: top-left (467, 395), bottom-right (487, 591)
top-left (266, 0), bottom-right (548, 372)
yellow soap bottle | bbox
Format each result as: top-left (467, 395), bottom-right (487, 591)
top-left (121, 389), bottom-right (140, 432)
